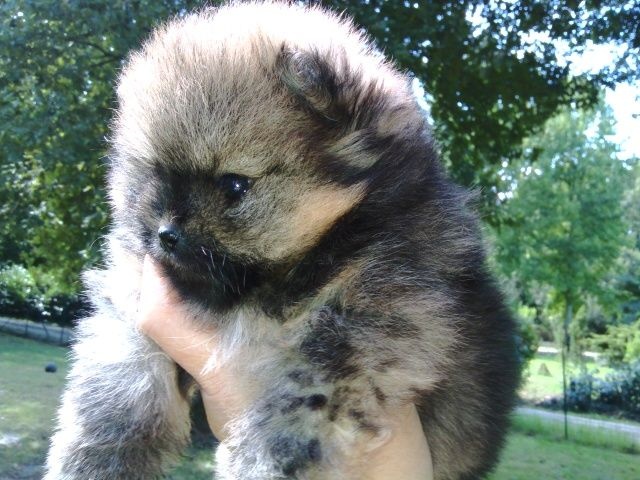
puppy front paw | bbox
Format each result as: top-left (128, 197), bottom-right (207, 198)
top-left (216, 392), bottom-right (329, 479)
top-left (216, 374), bottom-right (391, 480)
top-left (268, 433), bottom-right (323, 476)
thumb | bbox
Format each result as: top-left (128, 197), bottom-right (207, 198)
top-left (137, 255), bottom-right (216, 382)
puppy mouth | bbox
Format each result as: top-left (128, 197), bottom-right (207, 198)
top-left (193, 244), bottom-right (251, 295)
top-left (149, 230), bottom-right (252, 298)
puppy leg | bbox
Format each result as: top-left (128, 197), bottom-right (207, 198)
top-left (45, 314), bottom-right (191, 480)
top-left (216, 372), bottom-right (389, 480)
top-left (215, 308), bottom-right (413, 480)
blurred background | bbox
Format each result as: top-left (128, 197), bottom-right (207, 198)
top-left (0, 1), bottom-right (638, 479)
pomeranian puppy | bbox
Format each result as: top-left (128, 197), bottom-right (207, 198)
top-left (46, 2), bottom-right (519, 479)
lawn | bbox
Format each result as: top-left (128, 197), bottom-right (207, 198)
top-left (489, 433), bottom-right (640, 480)
top-left (520, 351), bottom-right (613, 402)
top-left (0, 333), bottom-right (69, 479)
top-left (1, 332), bottom-right (638, 479)
top-left (0, 333), bottom-right (213, 479)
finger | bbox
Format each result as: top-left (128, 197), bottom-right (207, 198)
top-left (137, 255), bottom-right (217, 381)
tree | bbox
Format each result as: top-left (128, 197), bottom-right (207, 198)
top-left (325, 0), bottom-right (640, 207)
top-left (494, 103), bottom-right (635, 438)
top-left (1, 0), bottom-right (638, 294)
top-left (615, 164), bottom-right (640, 324)
top-left (0, 0), bottom-right (201, 291)
top-left (495, 104), bottom-right (635, 346)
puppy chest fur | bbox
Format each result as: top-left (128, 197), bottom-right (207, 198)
top-left (46, 2), bottom-right (520, 480)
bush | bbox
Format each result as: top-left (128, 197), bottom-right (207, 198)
top-left (0, 264), bottom-right (87, 326)
top-left (516, 315), bottom-right (540, 368)
top-left (45, 294), bottom-right (90, 326)
top-left (566, 361), bottom-right (640, 420)
top-left (623, 322), bottom-right (640, 363)
top-left (0, 264), bottom-right (47, 320)
top-left (589, 320), bottom-right (640, 365)
top-left (567, 373), bottom-right (595, 412)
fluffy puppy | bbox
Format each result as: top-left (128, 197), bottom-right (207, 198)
top-left (46, 2), bottom-right (520, 479)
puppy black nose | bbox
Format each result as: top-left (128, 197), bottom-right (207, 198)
top-left (158, 225), bottom-right (180, 251)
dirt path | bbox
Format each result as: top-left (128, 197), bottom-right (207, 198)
top-left (517, 406), bottom-right (640, 444)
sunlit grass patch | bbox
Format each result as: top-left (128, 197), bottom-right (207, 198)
top-left (0, 333), bottom-right (69, 479)
top-left (489, 432), bottom-right (640, 480)
top-left (512, 412), bottom-right (639, 455)
top-left (520, 352), bottom-right (613, 402)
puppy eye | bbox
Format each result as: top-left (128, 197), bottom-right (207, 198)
top-left (217, 174), bottom-right (252, 201)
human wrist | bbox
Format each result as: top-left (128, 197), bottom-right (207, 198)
top-left (359, 405), bottom-right (432, 480)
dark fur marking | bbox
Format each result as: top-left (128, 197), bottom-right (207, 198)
top-left (280, 395), bottom-right (304, 415)
top-left (373, 386), bottom-right (386, 403)
top-left (357, 419), bottom-right (379, 433)
top-left (348, 409), bottom-right (364, 421)
top-left (348, 409), bottom-right (379, 433)
top-left (177, 365), bottom-right (195, 400)
top-left (300, 308), bottom-right (359, 379)
top-left (304, 394), bottom-right (328, 410)
top-left (270, 434), bottom-right (321, 476)
top-left (328, 402), bottom-right (340, 422)
top-left (346, 309), bottom-right (422, 339)
top-left (270, 435), bottom-right (301, 476)
top-left (307, 438), bottom-right (322, 462)
top-left (287, 370), bottom-right (314, 387)
top-left (374, 357), bottom-right (399, 373)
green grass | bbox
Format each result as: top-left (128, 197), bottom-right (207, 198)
top-left (489, 432), bottom-right (640, 480)
top-left (512, 412), bottom-right (639, 454)
top-left (0, 333), bottom-right (214, 479)
top-left (0, 334), bottom-right (69, 479)
top-left (520, 352), bottom-right (613, 402)
top-left (1, 332), bottom-right (639, 480)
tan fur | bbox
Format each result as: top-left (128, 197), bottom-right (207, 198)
top-left (273, 184), bottom-right (366, 261)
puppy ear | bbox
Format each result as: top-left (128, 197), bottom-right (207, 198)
top-left (277, 44), bottom-right (424, 177)
top-left (277, 45), bottom-right (370, 130)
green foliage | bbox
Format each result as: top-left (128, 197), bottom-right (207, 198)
top-left (628, 332), bottom-right (640, 364)
top-left (1, 0), bottom-right (638, 299)
top-left (567, 361), bottom-right (640, 420)
top-left (492, 269), bottom-right (541, 366)
top-left (494, 104), bottom-right (636, 345)
top-left (589, 320), bottom-right (640, 365)
top-left (0, 264), bottom-right (54, 317)
top-left (515, 314), bottom-right (540, 368)
top-left (0, 0), bottom-right (204, 292)
top-left (0, 264), bottom-right (85, 325)
top-left (326, 0), bottom-right (640, 210)
top-left (615, 166), bottom-right (640, 324)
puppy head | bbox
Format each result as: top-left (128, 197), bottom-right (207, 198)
top-left (108, 2), bottom-right (427, 298)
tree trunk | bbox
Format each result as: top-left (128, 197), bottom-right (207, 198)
top-left (561, 299), bottom-right (573, 440)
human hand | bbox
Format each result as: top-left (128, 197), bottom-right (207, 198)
top-left (136, 255), bottom-right (433, 479)
top-left (136, 255), bottom-right (247, 439)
